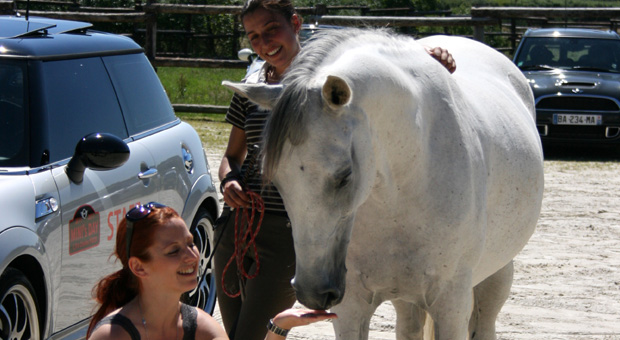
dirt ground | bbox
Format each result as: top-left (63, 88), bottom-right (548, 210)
top-left (206, 145), bottom-right (620, 340)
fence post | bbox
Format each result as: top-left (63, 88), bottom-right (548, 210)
top-left (473, 25), bottom-right (484, 42)
top-left (144, 0), bottom-right (157, 61)
top-left (510, 18), bottom-right (516, 55)
top-left (232, 15), bottom-right (240, 58)
top-left (314, 4), bottom-right (327, 24)
top-left (468, 12), bottom-right (487, 43)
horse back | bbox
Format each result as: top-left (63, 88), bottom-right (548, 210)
top-left (419, 35), bottom-right (536, 120)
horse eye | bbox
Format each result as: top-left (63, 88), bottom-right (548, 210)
top-left (336, 169), bottom-right (352, 189)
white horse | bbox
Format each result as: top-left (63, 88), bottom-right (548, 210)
top-left (224, 29), bottom-right (544, 340)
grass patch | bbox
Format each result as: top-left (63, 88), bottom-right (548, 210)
top-left (178, 113), bottom-right (229, 154)
top-left (159, 67), bottom-right (245, 153)
top-left (158, 67), bottom-right (246, 106)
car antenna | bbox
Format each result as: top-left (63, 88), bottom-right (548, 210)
top-left (26, 0), bottom-right (30, 20)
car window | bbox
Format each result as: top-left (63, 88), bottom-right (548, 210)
top-left (0, 61), bottom-right (27, 167)
top-left (515, 37), bottom-right (620, 72)
top-left (40, 57), bottom-right (128, 163)
top-left (103, 53), bottom-right (176, 136)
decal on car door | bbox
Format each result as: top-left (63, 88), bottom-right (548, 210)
top-left (69, 205), bottom-right (100, 255)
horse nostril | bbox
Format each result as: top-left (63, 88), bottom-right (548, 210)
top-left (320, 288), bottom-right (343, 309)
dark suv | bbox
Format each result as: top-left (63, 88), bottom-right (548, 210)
top-left (513, 28), bottom-right (620, 146)
top-left (0, 15), bottom-right (218, 339)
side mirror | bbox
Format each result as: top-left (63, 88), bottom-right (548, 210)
top-left (237, 48), bottom-right (258, 63)
top-left (66, 133), bottom-right (130, 184)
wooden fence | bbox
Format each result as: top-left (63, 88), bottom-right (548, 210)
top-left (3, 1), bottom-right (620, 112)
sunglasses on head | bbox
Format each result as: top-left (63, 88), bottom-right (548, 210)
top-left (125, 202), bottom-right (167, 258)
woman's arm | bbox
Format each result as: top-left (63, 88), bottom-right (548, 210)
top-left (219, 126), bottom-right (250, 208)
top-left (264, 309), bottom-right (338, 340)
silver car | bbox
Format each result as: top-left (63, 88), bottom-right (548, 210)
top-left (0, 16), bottom-right (219, 339)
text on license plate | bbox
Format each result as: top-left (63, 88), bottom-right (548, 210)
top-left (553, 114), bottom-right (602, 125)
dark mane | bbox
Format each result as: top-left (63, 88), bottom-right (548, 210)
top-left (263, 28), bottom-right (390, 180)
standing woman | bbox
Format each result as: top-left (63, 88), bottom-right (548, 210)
top-left (215, 1), bottom-right (304, 340)
top-left (216, 1), bottom-right (456, 339)
top-left (87, 203), bottom-right (335, 340)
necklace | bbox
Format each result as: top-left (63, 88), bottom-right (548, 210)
top-left (137, 299), bottom-right (179, 340)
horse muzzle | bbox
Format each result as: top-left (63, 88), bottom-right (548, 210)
top-left (292, 273), bottom-right (346, 310)
top-left (289, 217), bottom-right (354, 309)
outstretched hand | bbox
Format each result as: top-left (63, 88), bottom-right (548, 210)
top-left (271, 309), bottom-right (337, 332)
top-left (425, 46), bottom-right (457, 74)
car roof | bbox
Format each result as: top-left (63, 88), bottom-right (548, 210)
top-left (522, 28), bottom-right (620, 40)
top-left (0, 15), bottom-right (143, 60)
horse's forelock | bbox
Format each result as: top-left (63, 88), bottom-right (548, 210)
top-left (263, 79), bottom-right (308, 182)
top-left (263, 29), bottom-right (354, 181)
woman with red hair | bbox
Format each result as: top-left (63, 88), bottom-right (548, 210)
top-left (87, 202), bottom-right (335, 340)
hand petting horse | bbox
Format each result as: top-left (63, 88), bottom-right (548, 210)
top-left (224, 28), bottom-right (544, 340)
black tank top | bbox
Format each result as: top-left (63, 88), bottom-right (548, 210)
top-left (94, 303), bottom-right (197, 340)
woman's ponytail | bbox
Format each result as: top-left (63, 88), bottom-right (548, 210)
top-left (86, 267), bottom-right (138, 338)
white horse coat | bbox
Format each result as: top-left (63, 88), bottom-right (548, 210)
top-left (224, 29), bottom-right (544, 340)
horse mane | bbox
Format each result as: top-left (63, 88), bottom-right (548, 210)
top-left (262, 28), bottom-right (395, 181)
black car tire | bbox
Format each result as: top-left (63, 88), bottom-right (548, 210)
top-left (0, 268), bottom-right (41, 340)
top-left (184, 207), bottom-right (217, 314)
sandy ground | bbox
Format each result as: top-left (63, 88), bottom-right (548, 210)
top-left (206, 146), bottom-right (620, 340)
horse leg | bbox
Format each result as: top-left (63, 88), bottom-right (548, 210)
top-left (392, 300), bottom-right (427, 340)
top-left (468, 261), bottom-right (514, 340)
top-left (428, 272), bottom-right (474, 340)
top-left (331, 279), bottom-right (379, 340)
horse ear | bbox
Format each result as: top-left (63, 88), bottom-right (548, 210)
top-left (222, 80), bottom-right (282, 109)
top-left (322, 75), bottom-right (352, 111)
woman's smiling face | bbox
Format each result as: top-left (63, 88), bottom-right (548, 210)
top-left (243, 7), bottom-right (301, 76)
top-left (144, 217), bottom-right (200, 293)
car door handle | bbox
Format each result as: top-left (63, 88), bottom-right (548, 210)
top-left (138, 168), bottom-right (158, 180)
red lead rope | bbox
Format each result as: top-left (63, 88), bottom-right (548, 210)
top-left (221, 190), bottom-right (265, 298)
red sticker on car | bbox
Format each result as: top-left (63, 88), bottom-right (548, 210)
top-left (69, 205), bottom-right (100, 255)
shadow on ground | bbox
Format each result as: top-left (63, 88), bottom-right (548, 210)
top-left (543, 144), bottom-right (620, 162)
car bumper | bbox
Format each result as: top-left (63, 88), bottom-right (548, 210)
top-left (536, 107), bottom-right (620, 145)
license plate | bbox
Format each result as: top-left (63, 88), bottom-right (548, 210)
top-left (553, 114), bottom-right (602, 125)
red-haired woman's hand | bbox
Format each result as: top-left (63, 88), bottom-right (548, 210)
top-left (271, 309), bottom-right (337, 332)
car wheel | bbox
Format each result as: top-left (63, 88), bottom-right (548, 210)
top-left (0, 268), bottom-right (41, 340)
top-left (184, 207), bottom-right (217, 314)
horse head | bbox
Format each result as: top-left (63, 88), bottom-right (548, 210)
top-left (224, 70), bottom-right (377, 309)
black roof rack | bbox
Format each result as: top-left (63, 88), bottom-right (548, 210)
top-left (0, 16), bottom-right (93, 39)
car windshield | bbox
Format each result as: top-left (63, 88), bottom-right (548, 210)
top-left (0, 61), bottom-right (27, 167)
top-left (514, 36), bottom-right (620, 73)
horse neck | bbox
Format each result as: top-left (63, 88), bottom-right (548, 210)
top-left (354, 59), bottom-right (463, 206)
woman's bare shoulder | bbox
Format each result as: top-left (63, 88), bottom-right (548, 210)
top-left (194, 307), bottom-right (229, 340)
